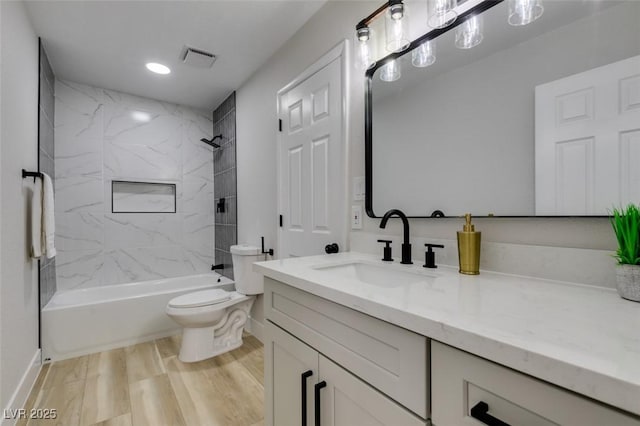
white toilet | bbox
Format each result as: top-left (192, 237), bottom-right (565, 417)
top-left (166, 244), bottom-right (264, 362)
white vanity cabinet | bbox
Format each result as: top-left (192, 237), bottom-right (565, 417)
top-left (266, 322), bottom-right (425, 426)
top-left (265, 322), bottom-right (317, 426)
top-left (431, 341), bottom-right (640, 426)
top-left (264, 277), bottom-right (429, 426)
top-left (256, 253), bottom-right (640, 426)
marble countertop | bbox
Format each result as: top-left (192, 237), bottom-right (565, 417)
top-left (254, 252), bottom-right (640, 416)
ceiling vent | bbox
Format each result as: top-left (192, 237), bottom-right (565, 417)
top-left (182, 47), bottom-right (216, 68)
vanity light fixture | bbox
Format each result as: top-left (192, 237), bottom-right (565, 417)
top-left (508, 0), bottom-right (543, 26)
top-left (380, 59), bottom-right (401, 82)
top-left (356, 0), bottom-right (546, 76)
top-left (455, 14), bottom-right (484, 49)
top-left (385, 0), bottom-right (411, 52)
top-left (354, 24), bottom-right (377, 70)
top-left (427, 0), bottom-right (458, 29)
top-left (412, 40), bottom-right (436, 68)
top-left (145, 62), bottom-right (171, 75)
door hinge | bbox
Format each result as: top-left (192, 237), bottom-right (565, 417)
top-left (278, 119), bottom-right (282, 132)
top-left (279, 215), bottom-right (283, 227)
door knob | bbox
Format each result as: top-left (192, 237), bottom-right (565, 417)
top-left (325, 243), bottom-right (339, 254)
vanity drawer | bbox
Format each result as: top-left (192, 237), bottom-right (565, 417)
top-left (431, 341), bottom-right (640, 426)
top-left (264, 277), bottom-right (429, 419)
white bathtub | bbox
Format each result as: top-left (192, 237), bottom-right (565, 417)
top-left (42, 273), bottom-right (234, 361)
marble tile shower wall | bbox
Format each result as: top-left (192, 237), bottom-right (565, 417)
top-left (54, 80), bottom-right (215, 291)
top-left (39, 44), bottom-right (57, 307)
top-left (213, 93), bottom-right (237, 280)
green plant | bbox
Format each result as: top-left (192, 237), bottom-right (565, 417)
top-left (610, 204), bottom-right (640, 265)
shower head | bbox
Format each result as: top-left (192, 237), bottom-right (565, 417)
top-left (200, 138), bottom-right (219, 148)
top-left (200, 134), bottom-right (223, 149)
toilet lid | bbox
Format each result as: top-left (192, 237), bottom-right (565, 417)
top-left (168, 289), bottom-right (232, 308)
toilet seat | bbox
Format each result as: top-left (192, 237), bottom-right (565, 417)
top-left (168, 289), bottom-right (232, 308)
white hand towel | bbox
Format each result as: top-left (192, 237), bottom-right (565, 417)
top-left (30, 177), bottom-right (43, 259)
top-left (41, 172), bottom-right (56, 259)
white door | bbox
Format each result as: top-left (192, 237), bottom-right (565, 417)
top-left (278, 42), bottom-right (347, 258)
top-left (535, 54), bottom-right (640, 215)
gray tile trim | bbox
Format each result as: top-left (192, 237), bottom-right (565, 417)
top-left (212, 92), bottom-right (236, 279)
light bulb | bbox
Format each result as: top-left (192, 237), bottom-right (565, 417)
top-left (455, 15), bottom-right (483, 49)
top-left (385, 2), bottom-right (410, 52)
top-left (354, 26), bottom-right (376, 70)
top-left (357, 26), bottom-right (370, 41)
top-left (427, 0), bottom-right (458, 29)
top-left (380, 60), bottom-right (401, 82)
top-left (412, 40), bottom-right (436, 68)
top-left (508, 0), bottom-right (543, 26)
top-left (390, 3), bottom-right (404, 20)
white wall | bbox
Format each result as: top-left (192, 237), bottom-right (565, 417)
top-left (54, 80), bottom-right (215, 291)
top-left (0, 0), bottom-right (40, 413)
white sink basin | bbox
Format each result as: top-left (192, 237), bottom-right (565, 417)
top-left (313, 261), bottom-right (434, 287)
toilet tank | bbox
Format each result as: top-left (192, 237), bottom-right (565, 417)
top-left (230, 245), bottom-right (265, 295)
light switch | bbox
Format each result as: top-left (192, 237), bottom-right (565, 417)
top-left (351, 205), bottom-right (363, 229)
top-left (353, 177), bottom-right (365, 201)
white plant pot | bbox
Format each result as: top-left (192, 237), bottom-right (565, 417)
top-left (615, 264), bottom-right (640, 302)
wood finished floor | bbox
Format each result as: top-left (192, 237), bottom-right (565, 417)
top-left (18, 334), bottom-right (264, 426)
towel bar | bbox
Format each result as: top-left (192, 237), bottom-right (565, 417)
top-left (22, 169), bottom-right (43, 182)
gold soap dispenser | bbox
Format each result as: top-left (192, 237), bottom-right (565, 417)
top-left (457, 213), bottom-right (481, 275)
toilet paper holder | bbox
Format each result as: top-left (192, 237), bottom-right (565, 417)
top-left (261, 236), bottom-right (274, 257)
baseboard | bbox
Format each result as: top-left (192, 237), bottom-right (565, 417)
top-left (248, 317), bottom-right (264, 343)
top-left (1, 349), bottom-right (41, 426)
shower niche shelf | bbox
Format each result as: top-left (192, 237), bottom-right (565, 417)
top-left (111, 180), bottom-right (177, 213)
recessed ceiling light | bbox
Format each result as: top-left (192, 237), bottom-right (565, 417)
top-left (145, 62), bottom-right (171, 75)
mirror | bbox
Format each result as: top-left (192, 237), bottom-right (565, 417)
top-left (366, 0), bottom-right (640, 217)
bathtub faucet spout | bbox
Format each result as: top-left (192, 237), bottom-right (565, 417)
top-left (211, 264), bottom-right (224, 271)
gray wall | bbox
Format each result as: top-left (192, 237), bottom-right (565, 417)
top-left (39, 41), bottom-right (56, 308)
top-left (213, 93), bottom-right (237, 279)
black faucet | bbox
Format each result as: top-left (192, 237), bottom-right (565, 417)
top-left (379, 209), bottom-right (412, 264)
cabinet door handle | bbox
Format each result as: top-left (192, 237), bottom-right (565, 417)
top-left (301, 370), bottom-right (313, 426)
top-left (470, 401), bottom-right (511, 426)
top-left (314, 381), bottom-right (327, 426)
